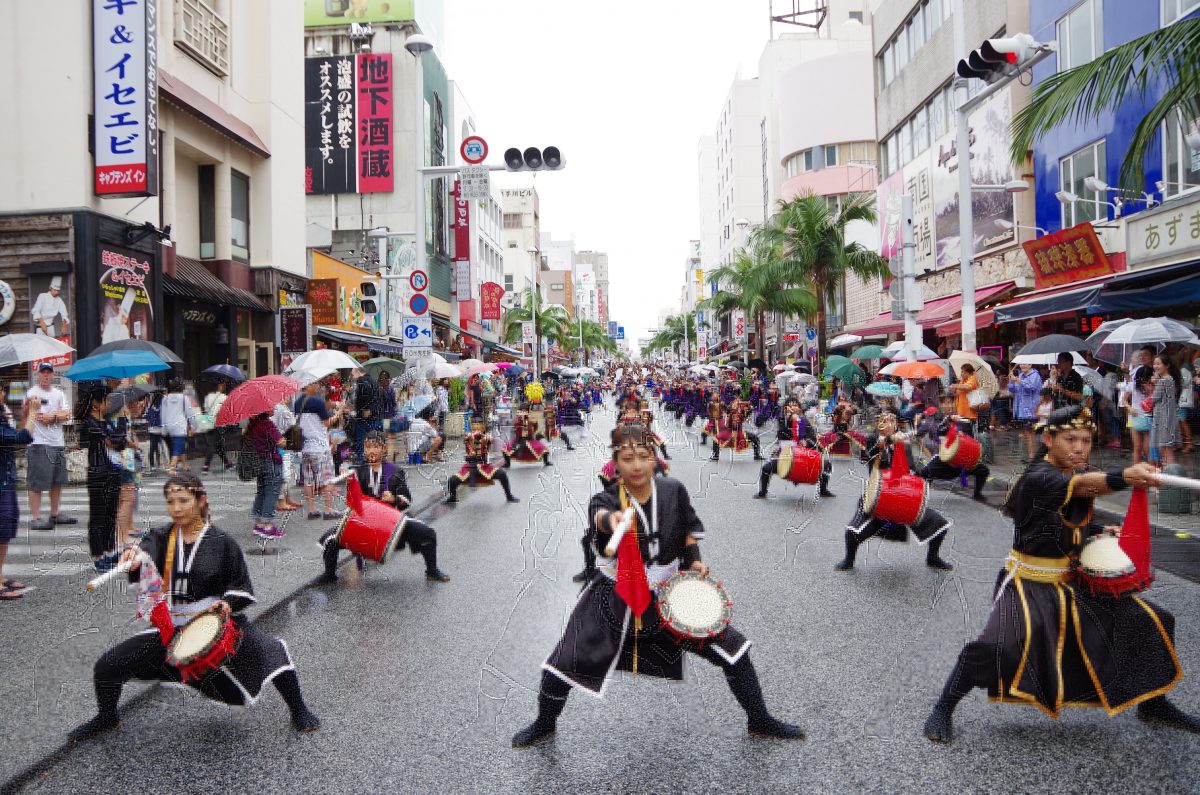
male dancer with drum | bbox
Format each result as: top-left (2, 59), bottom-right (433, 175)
top-left (70, 473), bottom-right (319, 741)
top-left (317, 431), bottom-right (449, 584)
top-left (923, 406), bottom-right (1196, 743)
top-left (917, 394), bottom-right (990, 502)
top-left (513, 422), bottom-right (805, 747)
top-left (754, 397), bottom-right (833, 499)
top-left (446, 415), bottom-right (520, 504)
top-left (834, 410), bottom-right (953, 572)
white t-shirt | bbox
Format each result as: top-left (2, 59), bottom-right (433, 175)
top-left (160, 393), bottom-right (193, 437)
top-left (407, 418), bottom-right (439, 454)
top-left (26, 384), bottom-right (66, 446)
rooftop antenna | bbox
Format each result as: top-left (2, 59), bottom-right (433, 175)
top-left (769, 0), bottom-right (829, 40)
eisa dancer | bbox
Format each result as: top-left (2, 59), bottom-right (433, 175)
top-left (923, 407), bottom-right (1197, 743)
top-left (504, 410), bottom-right (551, 467)
top-left (834, 410), bottom-right (953, 571)
top-left (754, 397), bottom-right (833, 499)
top-left (446, 415), bottom-right (520, 504)
top-left (512, 423), bottom-right (804, 747)
top-left (317, 431), bottom-right (449, 584)
top-left (69, 474), bottom-right (319, 741)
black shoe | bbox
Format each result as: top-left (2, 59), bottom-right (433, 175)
top-left (571, 568), bottom-right (596, 583)
top-left (1138, 697), bottom-right (1200, 733)
top-left (443, 495), bottom-right (458, 504)
top-left (752, 491), bottom-right (767, 499)
top-left (512, 719), bottom-right (556, 748)
top-left (425, 569), bottom-right (451, 583)
top-left (971, 492), bottom-right (987, 503)
top-left (926, 556), bottom-right (954, 571)
top-left (709, 453), bottom-right (720, 461)
top-left (834, 559), bottom-right (854, 571)
top-left (662, 453), bottom-right (672, 460)
top-left (68, 714), bottom-right (121, 742)
top-left (924, 707), bottom-right (954, 743)
top-left (315, 572), bottom-right (338, 585)
top-left (291, 708), bottom-right (321, 732)
top-left (506, 495), bottom-right (521, 503)
top-left (819, 488), bottom-right (835, 497)
top-left (753, 454), bottom-right (765, 461)
top-left (51, 514), bottom-right (78, 525)
top-left (748, 716), bottom-right (806, 740)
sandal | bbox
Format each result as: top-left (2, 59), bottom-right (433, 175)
top-left (2, 579), bottom-right (26, 590)
top-left (0, 587), bottom-right (23, 600)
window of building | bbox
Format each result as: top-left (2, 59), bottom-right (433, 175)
top-left (803, 148), bottom-right (814, 171)
top-left (909, 9), bottom-right (925, 52)
top-left (824, 144), bottom-right (838, 167)
top-left (930, 87), bottom-right (948, 140)
top-left (507, 240), bottom-right (517, 248)
top-left (503, 212), bottom-right (522, 229)
top-left (894, 28), bottom-right (909, 71)
top-left (1163, 0), bottom-right (1200, 24)
top-left (1163, 104), bottom-right (1200, 197)
top-left (1060, 139), bottom-right (1107, 227)
top-left (849, 10), bottom-right (863, 22)
top-left (881, 42), bottom-right (895, 85)
top-left (1057, 0), bottom-right (1103, 72)
top-left (198, 164), bottom-right (215, 259)
top-left (504, 274), bottom-right (514, 292)
top-left (899, 122), bottom-right (912, 166)
top-left (230, 170), bottom-right (250, 262)
top-left (913, 105), bottom-right (930, 154)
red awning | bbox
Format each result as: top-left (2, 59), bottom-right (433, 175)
top-left (159, 70), bottom-right (270, 158)
top-left (935, 310), bottom-right (994, 337)
top-left (916, 281), bottom-right (1015, 326)
top-left (843, 311), bottom-right (904, 336)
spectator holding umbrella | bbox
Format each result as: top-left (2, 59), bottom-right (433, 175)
top-left (295, 382), bottom-right (342, 520)
top-left (1007, 363), bottom-right (1043, 462)
top-left (77, 386), bottom-right (125, 571)
top-left (1149, 354), bottom-right (1181, 467)
top-left (1051, 352), bottom-right (1084, 409)
top-left (245, 411), bottom-right (286, 539)
top-left (0, 388), bottom-right (39, 600)
top-left (160, 378), bottom-right (196, 475)
top-left (201, 379), bottom-right (235, 474)
top-left (25, 362), bottom-right (75, 531)
top-left (1175, 351), bottom-right (1193, 453)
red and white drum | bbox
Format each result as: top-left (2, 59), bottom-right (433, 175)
top-left (656, 572), bottom-right (733, 643)
top-left (938, 430), bottom-right (982, 470)
top-left (863, 466), bottom-right (929, 526)
top-left (334, 498), bottom-right (406, 564)
top-left (1077, 535), bottom-right (1155, 598)
top-left (776, 444), bottom-right (823, 484)
top-left (166, 607), bottom-right (241, 683)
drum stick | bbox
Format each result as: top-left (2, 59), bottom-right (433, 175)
top-left (1157, 474), bottom-right (1200, 491)
top-left (86, 551), bottom-right (150, 592)
top-left (603, 508), bottom-right (636, 557)
top-left (329, 470), bottom-right (356, 485)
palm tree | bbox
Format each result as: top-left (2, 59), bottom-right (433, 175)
top-left (701, 230), bottom-right (817, 362)
top-left (575, 319), bottom-right (617, 364)
top-left (500, 288), bottom-right (570, 349)
top-left (643, 313), bottom-right (697, 360)
top-left (1010, 18), bottom-right (1200, 192)
top-left (761, 192), bottom-right (889, 366)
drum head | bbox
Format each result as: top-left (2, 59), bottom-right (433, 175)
top-left (776, 445), bottom-right (794, 479)
top-left (863, 467), bottom-right (883, 514)
top-left (1079, 536), bottom-right (1136, 578)
top-left (658, 573), bottom-right (732, 640)
top-left (938, 436), bottom-right (958, 463)
top-left (168, 612), bottom-right (223, 665)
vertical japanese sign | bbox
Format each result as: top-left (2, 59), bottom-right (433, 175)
top-left (480, 282), bottom-right (503, 321)
top-left (93, 0), bottom-right (158, 196)
top-left (304, 56), bottom-right (356, 194)
top-left (452, 180), bottom-right (471, 296)
top-left (304, 54), bottom-right (392, 194)
top-left (356, 53), bottom-right (392, 192)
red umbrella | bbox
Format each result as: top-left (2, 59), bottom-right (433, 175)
top-left (216, 374), bottom-right (301, 426)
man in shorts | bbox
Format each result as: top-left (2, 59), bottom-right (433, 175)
top-left (26, 364), bottom-right (76, 530)
top-left (295, 383), bottom-right (343, 520)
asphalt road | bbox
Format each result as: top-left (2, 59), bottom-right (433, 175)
top-left (6, 404), bottom-right (1200, 794)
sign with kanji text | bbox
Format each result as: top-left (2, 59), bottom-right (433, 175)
top-left (733, 310), bottom-right (746, 340)
top-left (455, 261), bottom-right (471, 297)
top-left (784, 321), bottom-right (802, 333)
top-left (607, 320), bottom-right (618, 337)
top-left (93, 0), bottom-right (158, 196)
top-left (1126, 193), bottom-right (1200, 269)
top-left (697, 345), bottom-right (706, 359)
top-left (521, 321), bottom-right (535, 344)
top-left (783, 333), bottom-right (801, 342)
top-left (304, 53), bottom-right (393, 194)
top-left (480, 281), bottom-right (503, 321)
top-left (460, 165), bottom-right (491, 201)
top-left (278, 306), bottom-right (312, 355)
top-left (1022, 222), bottom-right (1115, 289)
top-left (401, 315), bottom-right (432, 351)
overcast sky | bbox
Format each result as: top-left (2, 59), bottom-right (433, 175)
top-left (443, 1), bottom-right (776, 353)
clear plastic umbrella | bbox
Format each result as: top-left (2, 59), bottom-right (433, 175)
top-left (1086, 317), bottom-right (1198, 365)
top-left (0, 334), bottom-right (74, 368)
top-left (285, 348), bottom-right (360, 374)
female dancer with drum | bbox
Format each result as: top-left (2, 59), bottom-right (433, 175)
top-left (714, 398), bottom-right (764, 462)
top-left (513, 422), bottom-right (804, 748)
top-left (69, 473), bottom-right (319, 741)
top-left (834, 410), bottom-right (953, 572)
top-left (923, 406), bottom-right (1196, 743)
top-left (754, 397), bottom-right (833, 499)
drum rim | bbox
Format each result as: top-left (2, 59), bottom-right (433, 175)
top-left (863, 466), bottom-right (883, 514)
top-left (376, 518), bottom-right (406, 565)
top-left (656, 571), bottom-right (732, 640)
top-left (776, 444), bottom-right (794, 479)
top-left (166, 608), bottom-right (228, 667)
top-left (1078, 536), bottom-right (1137, 578)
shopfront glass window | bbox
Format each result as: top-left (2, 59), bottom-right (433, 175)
top-left (199, 164), bottom-right (215, 259)
top-left (231, 170), bottom-right (250, 262)
top-left (1163, 102), bottom-right (1200, 197)
top-left (1057, 0), bottom-right (1102, 72)
top-left (1060, 139), bottom-right (1107, 227)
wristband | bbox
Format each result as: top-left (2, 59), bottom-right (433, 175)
top-left (1105, 469), bottom-right (1129, 492)
top-left (680, 544), bottom-right (702, 568)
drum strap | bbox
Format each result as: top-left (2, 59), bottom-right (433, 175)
top-left (163, 526), bottom-right (178, 606)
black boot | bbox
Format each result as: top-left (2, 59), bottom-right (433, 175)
top-left (420, 542), bottom-right (450, 582)
top-left (924, 658), bottom-right (972, 744)
top-left (502, 454), bottom-right (512, 468)
top-left (1138, 696), bottom-right (1200, 733)
top-left (543, 453), bottom-right (552, 467)
top-left (318, 539), bottom-right (340, 583)
top-left (834, 528), bottom-right (861, 571)
top-left (564, 435), bottom-right (575, 451)
top-left (754, 468), bottom-right (770, 499)
top-left (751, 438), bottom-right (764, 461)
top-left (443, 480), bottom-right (460, 504)
top-left (972, 473), bottom-right (988, 502)
top-left (660, 444), bottom-right (671, 460)
top-left (926, 533), bottom-right (953, 571)
top-left (70, 676), bottom-right (124, 742)
top-left (512, 673), bottom-right (569, 748)
top-left (501, 477), bottom-right (520, 503)
top-left (274, 670), bottom-right (320, 732)
top-left (725, 656), bottom-right (804, 739)
top-left (710, 442), bottom-right (720, 461)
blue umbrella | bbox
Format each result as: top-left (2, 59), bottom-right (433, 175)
top-left (65, 350), bottom-right (171, 381)
top-left (401, 395), bottom-right (435, 417)
top-left (202, 364), bottom-right (247, 381)
top-left (507, 364), bottom-right (527, 377)
top-left (866, 381), bottom-right (901, 398)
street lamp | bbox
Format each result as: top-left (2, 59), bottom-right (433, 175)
top-left (1085, 176), bottom-right (1159, 209)
top-left (406, 33), bottom-right (433, 279)
top-left (527, 246), bottom-right (539, 376)
top-left (971, 179), bottom-right (1030, 193)
top-left (994, 218), bottom-right (1048, 241)
top-left (1056, 189), bottom-right (1122, 219)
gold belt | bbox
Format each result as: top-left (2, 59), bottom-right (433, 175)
top-left (1004, 550), bottom-right (1073, 584)
top-left (1003, 554), bottom-right (1070, 586)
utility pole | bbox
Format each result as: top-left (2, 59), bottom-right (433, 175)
top-left (951, 1), bottom-right (976, 353)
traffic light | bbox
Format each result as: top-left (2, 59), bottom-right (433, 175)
top-left (957, 33), bottom-right (1038, 84)
top-left (359, 281), bottom-right (378, 315)
top-left (504, 146), bottom-right (565, 171)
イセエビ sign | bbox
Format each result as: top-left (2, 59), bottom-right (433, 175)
top-left (93, 0), bottom-right (158, 196)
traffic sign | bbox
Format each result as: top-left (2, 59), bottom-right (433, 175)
top-left (401, 316), bottom-right (432, 351)
top-left (460, 136), bottom-right (488, 165)
top-left (409, 270), bottom-right (428, 292)
top-left (784, 321), bottom-right (802, 334)
top-left (409, 294), bottom-right (429, 315)
top-left (616, 326), bottom-right (625, 340)
top-left (806, 327), bottom-right (816, 341)
top-left (460, 165), bottom-right (491, 201)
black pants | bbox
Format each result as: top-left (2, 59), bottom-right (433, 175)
top-left (147, 432), bottom-right (167, 469)
top-left (203, 428), bottom-right (230, 467)
top-left (86, 468), bottom-right (120, 557)
top-left (759, 456), bottom-right (830, 496)
top-left (919, 458), bottom-right (989, 495)
top-left (323, 518), bottom-right (440, 577)
top-left (447, 469), bottom-right (516, 500)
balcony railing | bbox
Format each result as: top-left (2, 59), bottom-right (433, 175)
top-left (175, 0), bottom-right (230, 76)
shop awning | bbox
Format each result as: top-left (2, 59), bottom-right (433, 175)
top-left (315, 326), bottom-right (405, 356)
top-left (844, 311), bottom-right (905, 337)
top-left (164, 256), bottom-right (271, 312)
top-left (991, 277), bottom-right (1113, 324)
top-left (1093, 260), bottom-right (1200, 313)
top-left (934, 310), bottom-right (994, 337)
top-left (485, 340), bottom-right (521, 356)
top-left (159, 70), bottom-right (270, 158)
top-left (916, 281), bottom-right (1015, 326)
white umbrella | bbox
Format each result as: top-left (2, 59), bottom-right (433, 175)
top-left (1074, 365), bottom-right (1105, 393)
top-left (285, 348), bottom-right (360, 374)
top-left (883, 341), bottom-right (940, 361)
top-left (289, 366), bottom-right (336, 388)
top-left (827, 333), bottom-right (863, 349)
top-left (1011, 351), bottom-right (1087, 366)
top-left (0, 334), bottom-right (75, 368)
top-left (459, 358), bottom-right (485, 370)
top-left (948, 350), bottom-right (999, 397)
top-left (1087, 316), bottom-right (1198, 365)
top-left (430, 361), bottom-right (465, 379)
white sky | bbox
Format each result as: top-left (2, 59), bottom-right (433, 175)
top-left (443, 1), bottom-right (775, 353)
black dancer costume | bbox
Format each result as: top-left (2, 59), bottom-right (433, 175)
top-left (917, 409), bottom-right (990, 501)
top-left (923, 406), bottom-right (1195, 743)
top-left (446, 418), bottom-right (520, 503)
top-left (318, 460), bottom-right (449, 583)
top-left (70, 523), bottom-right (319, 740)
top-left (754, 404), bottom-right (832, 499)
